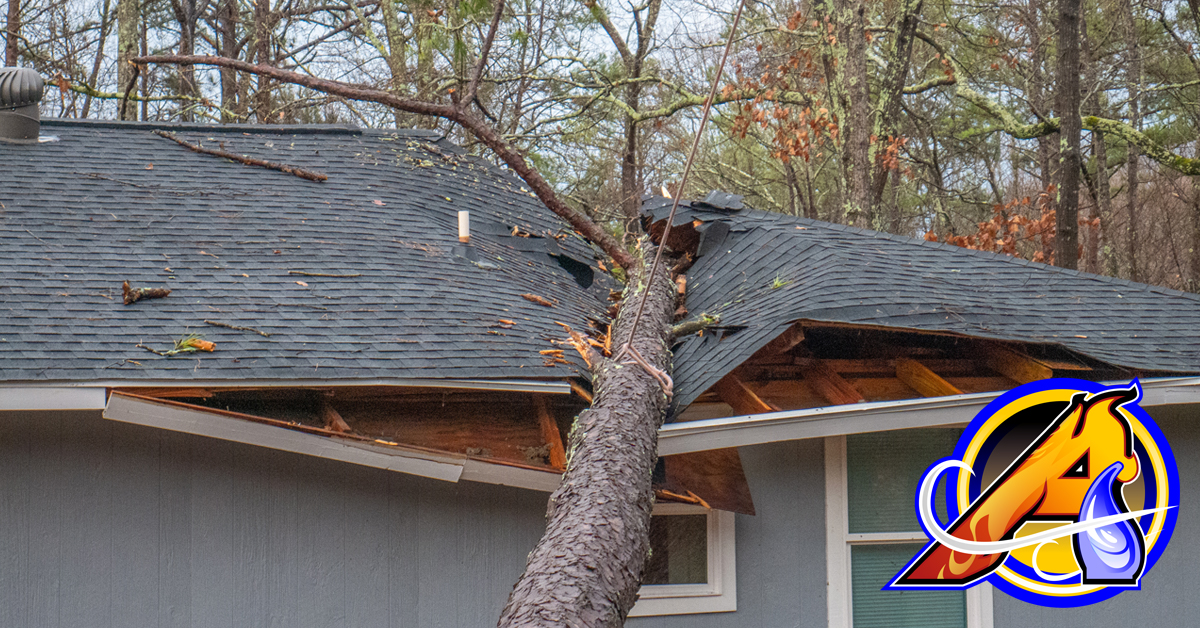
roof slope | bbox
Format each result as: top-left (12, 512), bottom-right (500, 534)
top-left (0, 119), bottom-right (611, 384)
top-left (646, 195), bottom-right (1200, 413)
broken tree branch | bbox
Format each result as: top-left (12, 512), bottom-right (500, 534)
top-left (153, 130), bottom-right (329, 181)
top-left (287, 270), bottom-right (362, 278)
top-left (131, 54), bottom-right (636, 269)
top-left (671, 313), bottom-right (719, 338)
top-left (204, 319), bottom-right (271, 337)
top-left (122, 280), bottom-right (170, 305)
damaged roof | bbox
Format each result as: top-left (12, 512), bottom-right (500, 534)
top-left (647, 194), bottom-right (1200, 413)
top-left (0, 119), bottom-right (613, 384)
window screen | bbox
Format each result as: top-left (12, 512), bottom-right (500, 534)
top-left (643, 514), bottom-right (708, 585)
top-left (847, 428), bottom-right (962, 534)
top-left (851, 543), bottom-right (967, 628)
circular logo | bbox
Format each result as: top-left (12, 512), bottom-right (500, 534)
top-left (888, 379), bottom-right (1179, 607)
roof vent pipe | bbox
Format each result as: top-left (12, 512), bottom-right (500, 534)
top-left (0, 67), bottom-right (44, 143)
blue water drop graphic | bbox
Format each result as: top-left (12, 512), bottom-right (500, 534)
top-left (1075, 462), bottom-right (1143, 585)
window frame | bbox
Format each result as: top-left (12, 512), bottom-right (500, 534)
top-left (824, 434), bottom-right (993, 628)
top-left (628, 502), bottom-right (737, 617)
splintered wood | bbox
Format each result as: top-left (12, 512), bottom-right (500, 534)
top-left (122, 280), bottom-right (170, 305)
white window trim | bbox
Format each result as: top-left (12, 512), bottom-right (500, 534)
top-left (628, 502), bottom-right (737, 617)
top-left (825, 435), bottom-right (992, 628)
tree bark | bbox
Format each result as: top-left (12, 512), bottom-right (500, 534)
top-left (842, 2), bottom-right (871, 227)
top-left (1082, 28), bottom-right (1109, 275)
top-left (117, 0), bottom-right (139, 120)
top-left (870, 0), bottom-right (923, 210)
top-left (5, 0), bottom-right (18, 66)
top-left (1054, 0), bottom-right (1081, 269)
top-left (252, 0), bottom-right (274, 121)
top-left (498, 241), bottom-right (675, 627)
top-left (1121, 0), bottom-right (1140, 281)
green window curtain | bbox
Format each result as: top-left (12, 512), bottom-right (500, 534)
top-left (847, 428), bottom-right (963, 534)
top-left (851, 544), bottom-right (966, 628)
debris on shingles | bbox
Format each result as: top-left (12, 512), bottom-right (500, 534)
top-left (153, 130), bottom-right (328, 182)
top-left (521, 293), bottom-right (556, 307)
top-left (122, 280), bottom-right (170, 305)
top-left (519, 443), bottom-right (552, 465)
top-left (136, 334), bottom-right (216, 357)
top-left (204, 319), bottom-right (270, 337)
top-left (496, 319), bottom-right (516, 328)
top-left (552, 322), bottom-right (601, 368)
top-left (288, 270), bottom-right (362, 278)
top-left (465, 446), bottom-right (494, 457)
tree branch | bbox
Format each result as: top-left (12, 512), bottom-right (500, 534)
top-left (132, 54), bottom-right (636, 269)
top-left (462, 0), bottom-right (506, 105)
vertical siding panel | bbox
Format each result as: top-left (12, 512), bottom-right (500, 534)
top-left (266, 449), bottom-right (299, 628)
top-left (58, 411), bottom-right (113, 628)
top-left (0, 413), bottom-right (32, 628)
top-left (25, 412), bottom-right (63, 628)
top-left (344, 469), bottom-right (389, 628)
top-left (233, 444), bottom-right (271, 627)
top-left (159, 431), bottom-right (193, 628)
top-left (295, 459), bottom-right (346, 628)
top-left (110, 422), bottom-right (162, 628)
top-left (417, 481), bottom-right (463, 628)
top-left (190, 438), bottom-right (235, 628)
top-left (388, 473), bottom-right (421, 628)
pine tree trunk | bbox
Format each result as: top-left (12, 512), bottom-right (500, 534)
top-left (843, 2), bottom-right (872, 228)
top-left (117, 0), bottom-right (139, 120)
top-left (1054, 0), bottom-right (1081, 269)
top-left (498, 242), bottom-right (676, 627)
top-left (1122, 0), bottom-right (1141, 281)
top-left (5, 0), bottom-right (19, 66)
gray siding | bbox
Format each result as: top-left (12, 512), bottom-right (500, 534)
top-left (993, 404), bottom-right (1200, 626)
top-left (629, 439), bottom-right (828, 628)
top-left (0, 410), bottom-right (549, 628)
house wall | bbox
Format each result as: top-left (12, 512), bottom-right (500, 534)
top-left (629, 439), bottom-right (828, 628)
top-left (992, 403), bottom-right (1200, 627)
top-left (0, 409), bottom-right (549, 628)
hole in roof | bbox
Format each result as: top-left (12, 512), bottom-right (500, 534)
top-left (551, 254), bottom-right (594, 290)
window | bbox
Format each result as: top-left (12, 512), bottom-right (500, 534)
top-left (628, 503), bottom-right (737, 617)
top-left (825, 431), bottom-right (993, 628)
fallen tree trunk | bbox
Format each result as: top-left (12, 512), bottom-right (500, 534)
top-left (498, 241), bottom-right (676, 627)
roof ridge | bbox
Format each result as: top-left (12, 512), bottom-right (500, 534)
top-left (761, 212), bottom-right (1200, 302)
top-left (43, 117), bottom-right (365, 135)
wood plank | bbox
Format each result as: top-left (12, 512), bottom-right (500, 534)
top-left (946, 376), bottom-right (1020, 394)
top-left (984, 345), bottom-right (1053, 384)
top-left (663, 448), bottom-right (756, 515)
top-left (710, 373), bottom-right (779, 414)
top-left (535, 395), bottom-right (568, 470)
top-left (800, 365), bottom-right (866, 405)
top-left (568, 380), bottom-right (593, 404)
top-left (754, 324), bottom-right (806, 357)
top-left (895, 358), bottom-right (964, 397)
top-left (845, 377), bottom-right (921, 403)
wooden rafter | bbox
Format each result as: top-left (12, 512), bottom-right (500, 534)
top-left (800, 364), bottom-right (866, 406)
top-left (984, 345), bottom-right (1053, 384)
top-left (895, 358), bottom-right (964, 397)
top-left (322, 398), bottom-right (353, 433)
top-left (710, 372), bottom-right (779, 414)
top-left (755, 324), bottom-right (806, 357)
top-left (535, 395), bottom-right (568, 470)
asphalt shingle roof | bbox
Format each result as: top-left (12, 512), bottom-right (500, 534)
top-left (0, 119), bottom-right (613, 383)
top-left (646, 195), bottom-right (1200, 414)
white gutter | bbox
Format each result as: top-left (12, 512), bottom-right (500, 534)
top-left (102, 393), bottom-right (563, 491)
top-left (0, 378), bottom-right (571, 394)
top-left (0, 387), bottom-right (108, 411)
top-left (658, 376), bottom-right (1200, 456)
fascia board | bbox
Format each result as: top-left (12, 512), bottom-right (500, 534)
top-left (659, 376), bottom-right (1200, 456)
